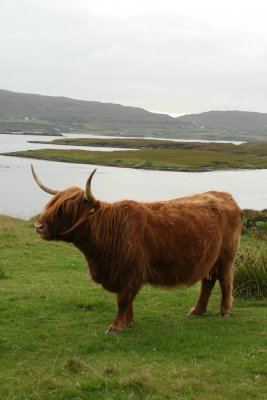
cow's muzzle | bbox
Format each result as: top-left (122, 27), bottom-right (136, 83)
top-left (35, 221), bottom-right (45, 235)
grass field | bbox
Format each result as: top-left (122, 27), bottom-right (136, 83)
top-left (4, 140), bottom-right (267, 171)
top-left (0, 214), bottom-right (266, 400)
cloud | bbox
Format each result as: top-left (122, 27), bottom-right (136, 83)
top-left (0, 0), bottom-right (266, 114)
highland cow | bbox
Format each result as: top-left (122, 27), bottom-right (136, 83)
top-left (32, 165), bottom-right (242, 332)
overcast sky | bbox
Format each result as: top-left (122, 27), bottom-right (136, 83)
top-left (1, 0), bottom-right (267, 115)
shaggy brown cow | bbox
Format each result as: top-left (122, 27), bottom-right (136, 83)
top-left (31, 165), bottom-right (242, 332)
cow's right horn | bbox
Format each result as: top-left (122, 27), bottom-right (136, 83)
top-left (31, 164), bottom-right (59, 195)
top-left (85, 168), bottom-right (97, 204)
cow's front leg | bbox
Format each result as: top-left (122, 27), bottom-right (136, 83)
top-left (106, 289), bottom-right (138, 333)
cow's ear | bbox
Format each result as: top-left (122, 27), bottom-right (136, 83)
top-left (84, 169), bottom-right (97, 205)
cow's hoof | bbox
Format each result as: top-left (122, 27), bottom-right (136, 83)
top-left (187, 307), bottom-right (205, 316)
top-left (105, 324), bottom-right (124, 334)
top-left (220, 308), bottom-right (232, 317)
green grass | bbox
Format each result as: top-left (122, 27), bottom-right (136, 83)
top-left (4, 140), bottom-right (267, 171)
top-left (0, 214), bottom-right (266, 399)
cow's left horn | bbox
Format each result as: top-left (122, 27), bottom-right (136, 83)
top-left (85, 168), bottom-right (97, 204)
top-left (31, 164), bottom-right (59, 195)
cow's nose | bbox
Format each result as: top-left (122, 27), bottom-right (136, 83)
top-left (35, 221), bottom-right (45, 233)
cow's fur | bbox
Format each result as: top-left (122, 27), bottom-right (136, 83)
top-left (34, 175), bottom-right (242, 332)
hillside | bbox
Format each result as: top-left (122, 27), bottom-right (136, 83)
top-left (178, 110), bottom-right (267, 136)
top-left (0, 89), bottom-right (195, 136)
top-left (0, 89), bottom-right (267, 140)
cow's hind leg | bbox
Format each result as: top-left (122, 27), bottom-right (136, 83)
top-left (188, 274), bottom-right (217, 316)
top-left (218, 266), bottom-right (233, 317)
top-left (106, 288), bottom-right (138, 333)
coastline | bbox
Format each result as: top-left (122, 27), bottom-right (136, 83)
top-left (2, 151), bottom-right (267, 173)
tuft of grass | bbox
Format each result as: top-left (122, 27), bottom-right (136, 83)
top-left (235, 210), bottom-right (267, 299)
top-left (65, 356), bottom-right (85, 373)
top-left (0, 267), bottom-right (8, 280)
top-left (234, 244), bottom-right (267, 299)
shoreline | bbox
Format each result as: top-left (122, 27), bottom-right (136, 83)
top-left (2, 152), bottom-right (267, 173)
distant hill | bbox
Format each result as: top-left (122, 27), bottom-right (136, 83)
top-left (0, 89), bottom-right (266, 140)
top-left (0, 89), bottom-right (195, 137)
top-left (178, 110), bottom-right (267, 136)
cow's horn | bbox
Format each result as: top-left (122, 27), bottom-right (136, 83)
top-left (31, 164), bottom-right (59, 195)
top-left (85, 168), bottom-right (97, 204)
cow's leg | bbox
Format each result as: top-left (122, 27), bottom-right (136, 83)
top-left (125, 303), bottom-right (134, 327)
top-left (188, 274), bottom-right (217, 316)
top-left (106, 288), bottom-right (138, 333)
top-left (218, 267), bottom-right (233, 316)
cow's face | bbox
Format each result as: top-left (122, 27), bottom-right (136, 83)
top-left (35, 190), bottom-right (79, 241)
top-left (31, 165), bottom-right (97, 241)
top-left (35, 202), bottom-right (58, 241)
top-left (35, 217), bottom-right (56, 240)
